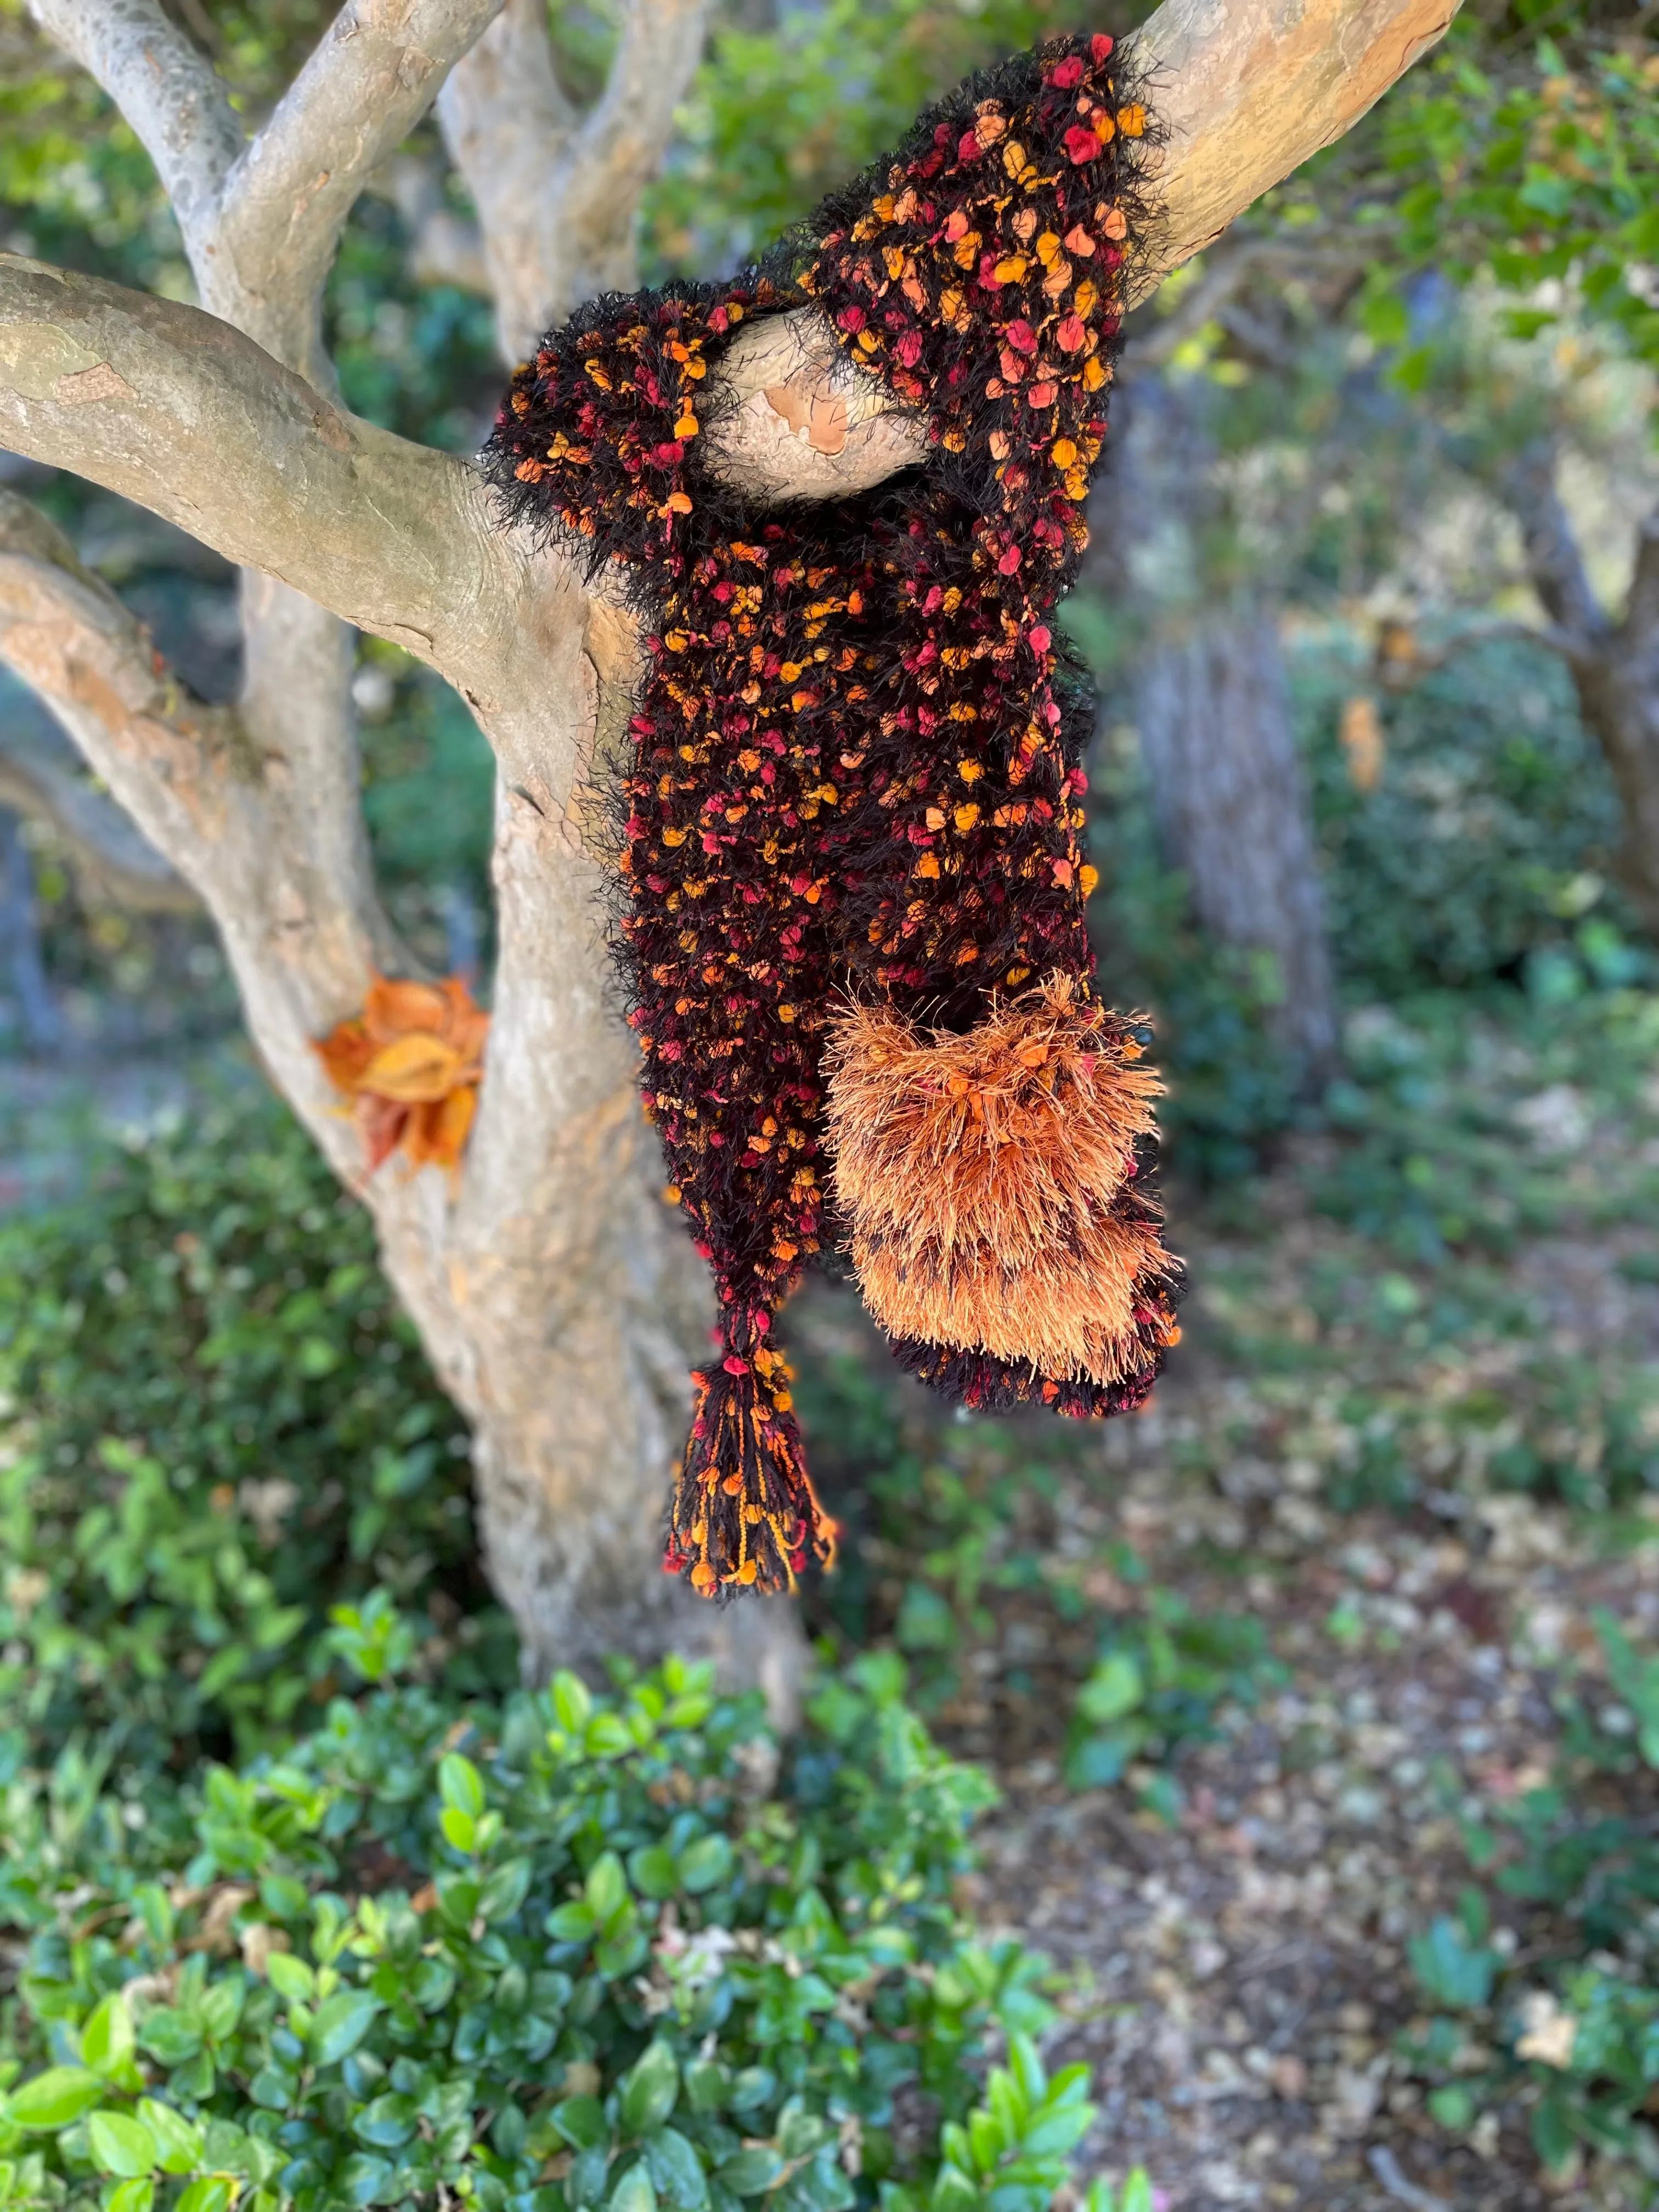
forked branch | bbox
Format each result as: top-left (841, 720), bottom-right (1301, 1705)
top-left (438, 0), bottom-right (710, 359)
top-left (0, 704), bottom-right (198, 915)
top-left (213, 0), bottom-right (509, 379)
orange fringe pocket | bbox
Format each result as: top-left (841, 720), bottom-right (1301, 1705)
top-left (823, 976), bottom-right (1177, 1387)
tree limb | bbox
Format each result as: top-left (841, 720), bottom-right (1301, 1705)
top-left (0, 491), bottom-right (246, 900)
top-left (702, 0), bottom-right (1463, 500)
top-left (1133, 0), bottom-right (1462, 289)
top-left (0, 693), bottom-right (198, 913)
top-left (0, 255), bottom-right (509, 673)
top-left (27, 0), bottom-right (241, 256)
top-left (1623, 493), bottom-right (1659, 644)
top-left (438, 0), bottom-right (708, 362)
top-left (212, 0), bottom-right (508, 381)
top-left (1503, 439), bottom-right (1610, 656)
top-left (556, 0), bottom-right (708, 301)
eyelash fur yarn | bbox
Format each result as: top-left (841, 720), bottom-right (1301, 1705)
top-left (484, 32), bottom-right (1183, 1601)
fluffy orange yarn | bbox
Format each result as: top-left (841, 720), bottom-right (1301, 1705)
top-left (823, 978), bottom-right (1173, 1385)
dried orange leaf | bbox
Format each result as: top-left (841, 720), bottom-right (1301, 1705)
top-left (361, 1031), bottom-right (466, 1103)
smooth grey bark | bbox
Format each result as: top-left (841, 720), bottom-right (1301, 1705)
top-left (1136, 615), bottom-right (1339, 1080)
top-left (2, 0), bottom-right (1459, 1690)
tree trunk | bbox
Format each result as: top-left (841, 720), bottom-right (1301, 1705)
top-left (1575, 640), bottom-right (1659, 938)
top-left (1502, 448), bottom-right (1659, 936)
top-left (1136, 613), bottom-right (1339, 1081)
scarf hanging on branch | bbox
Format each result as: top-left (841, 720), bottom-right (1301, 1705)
top-left (484, 32), bottom-right (1183, 1602)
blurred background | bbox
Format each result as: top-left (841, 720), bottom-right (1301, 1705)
top-left (3, 1), bottom-right (1659, 2203)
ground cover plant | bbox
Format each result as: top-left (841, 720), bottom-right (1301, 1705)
top-left (0, 1645), bottom-right (1152, 2212)
top-left (0, 1100), bottom-right (512, 1776)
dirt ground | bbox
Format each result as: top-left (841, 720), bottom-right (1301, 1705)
top-left (952, 1302), bottom-right (1659, 2211)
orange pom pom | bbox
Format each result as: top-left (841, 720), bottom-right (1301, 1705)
top-left (824, 977), bottom-right (1176, 1386)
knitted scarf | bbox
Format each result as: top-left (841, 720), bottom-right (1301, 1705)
top-left (484, 32), bottom-right (1182, 1601)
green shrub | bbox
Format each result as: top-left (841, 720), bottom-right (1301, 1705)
top-left (1063, 1595), bottom-right (1280, 1810)
top-left (0, 1648), bottom-right (1150, 2212)
top-left (0, 1102), bottom-right (510, 1774)
top-left (1300, 633), bottom-right (1637, 1000)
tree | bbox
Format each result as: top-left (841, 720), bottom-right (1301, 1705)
top-left (1182, 4), bottom-right (1659, 927)
top-left (0, 0), bottom-right (1460, 1684)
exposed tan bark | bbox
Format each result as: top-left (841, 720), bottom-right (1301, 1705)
top-left (5, 0), bottom-right (1459, 1695)
top-left (1132, 0), bottom-right (1460, 287)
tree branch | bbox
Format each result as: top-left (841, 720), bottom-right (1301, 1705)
top-left (1503, 439), bottom-right (1610, 656)
top-left (438, 0), bottom-right (708, 362)
top-left (0, 491), bottom-right (246, 900)
top-left (0, 693), bottom-right (198, 913)
top-left (212, 0), bottom-right (508, 380)
top-left (702, 0), bottom-right (1462, 501)
top-left (1133, 0), bottom-right (1462, 288)
top-left (27, 0), bottom-right (241, 256)
top-left (557, 0), bottom-right (708, 297)
top-left (1623, 493), bottom-right (1659, 644)
top-left (0, 255), bottom-right (510, 673)
top-left (437, 0), bottom-right (578, 362)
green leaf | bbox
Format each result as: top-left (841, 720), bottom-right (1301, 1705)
top-left (1427, 2083), bottom-right (1474, 2129)
top-left (585, 1713), bottom-right (634, 1759)
top-left (585, 1852), bottom-right (629, 1921)
top-left (716, 2149), bottom-right (783, 2196)
top-left (309, 1989), bottom-right (381, 2068)
top-left (477, 1856), bottom-right (533, 1923)
top-left (553, 2097), bottom-right (610, 2152)
top-left (629, 1844), bottom-right (680, 1899)
top-left (610, 2164), bottom-right (658, 2212)
top-left (646, 2126), bottom-right (709, 2210)
top-left (684, 2061), bottom-right (729, 2114)
top-left (1075, 1655), bottom-right (1143, 1726)
top-left (352, 2094), bottom-right (417, 2151)
top-left (677, 1835), bottom-right (733, 1895)
top-left (552, 1672), bottom-right (594, 1734)
top-left (136, 2101), bottom-right (202, 2176)
top-left (440, 1805), bottom-right (477, 1854)
top-left (546, 1901), bottom-right (598, 1943)
top-left (174, 2184), bottom-right (234, 2212)
top-left (1531, 2090), bottom-right (1578, 2174)
top-left (86, 2112), bottom-right (156, 2179)
top-left (198, 1980), bottom-right (244, 2045)
top-left (622, 2044), bottom-right (680, 2137)
top-left (81, 1995), bottom-right (136, 2080)
top-left (136, 2010), bottom-right (201, 2068)
top-left (265, 1953), bottom-right (315, 2005)
top-left (10, 2067), bottom-right (101, 2130)
top-left (338, 2153), bottom-right (397, 2207)
top-left (106, 2183), bottom-right (156, 2212)
top-left (438, 1752), bottom-right (485, 1819)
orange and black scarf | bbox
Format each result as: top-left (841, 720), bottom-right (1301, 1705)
top-left (486, 33), bottom-right (1182, 1601)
